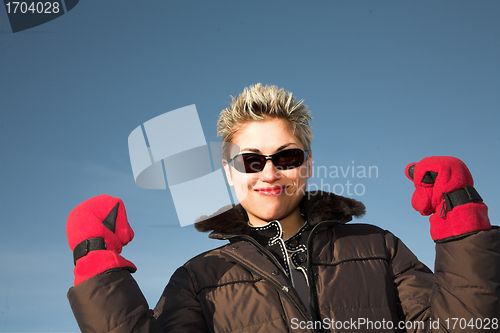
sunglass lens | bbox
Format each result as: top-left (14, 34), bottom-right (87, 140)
top-left (230, 149), bottom-right (305, 173)
top-left (274, 149), bottom-right (304, 169)
top-left (242, 154), bottom-right (266, 173)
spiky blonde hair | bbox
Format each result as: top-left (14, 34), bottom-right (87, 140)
top-left (217, 83), bottom-right (313, 158)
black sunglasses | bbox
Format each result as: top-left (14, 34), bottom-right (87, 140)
top-left (226, 148), bottom-right (308, 173)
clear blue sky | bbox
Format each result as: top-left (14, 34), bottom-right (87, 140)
top-left (1, 1), bottom-right (499, 331)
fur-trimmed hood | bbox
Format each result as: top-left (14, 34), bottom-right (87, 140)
top-left (194, 191), bottom-right (366, 237)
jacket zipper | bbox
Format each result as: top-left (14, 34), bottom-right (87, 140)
top-left (224, 234), bottom-right (317, 331)
top-left (229, 234), bottom-right (289, 276)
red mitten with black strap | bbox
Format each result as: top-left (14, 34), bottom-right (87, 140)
top-left (405, 156), bottom-right (490, 242)
top-left (67, 194), bottom-right (137, 285)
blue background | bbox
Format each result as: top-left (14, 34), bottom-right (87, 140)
top-left (1, 1), bottom-right (499, 331)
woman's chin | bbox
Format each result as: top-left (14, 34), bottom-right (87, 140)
top-left (248, 207), bottom-right (289, 224)
top-left (238, 192), bottom-right (302, 223)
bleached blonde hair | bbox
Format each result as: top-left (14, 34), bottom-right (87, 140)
top-left (217, 83), bottom-right (313, 158)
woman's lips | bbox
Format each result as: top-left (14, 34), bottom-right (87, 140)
top-left (254, 186), bottom-right (286, 196)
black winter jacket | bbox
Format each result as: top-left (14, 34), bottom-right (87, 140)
top-left (68, 191), bottom-right (500, 332)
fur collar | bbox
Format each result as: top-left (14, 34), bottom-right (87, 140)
top-left (194, 191), bottom-right (366, 236)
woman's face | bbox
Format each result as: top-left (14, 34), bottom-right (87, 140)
top-left (223, 118), bottom-right (312, 226)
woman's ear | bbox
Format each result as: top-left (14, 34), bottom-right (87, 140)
top-left (222, 159), bottom-right (234, 186)
top-left (306, 154), bottom-right (313, 179)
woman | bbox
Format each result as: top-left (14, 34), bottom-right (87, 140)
top-left (67, 84), bottom-right (499, 332)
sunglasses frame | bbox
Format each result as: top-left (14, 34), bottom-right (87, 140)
top-left (226, 148), bottom-right (308, 174)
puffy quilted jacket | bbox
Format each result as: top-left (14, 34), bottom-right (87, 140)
top-left (68, 191), bottom-right (500, 332)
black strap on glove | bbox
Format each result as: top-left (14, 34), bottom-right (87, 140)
top-left (443, 186), bottom-right (483, 211)
top-left (73, 237), bottom-right (106, 265)
top-left (440, 186), bottom-right (483, 217)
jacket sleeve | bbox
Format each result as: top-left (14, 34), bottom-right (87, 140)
top-left (67, 270), bottom-right (164, 333)
top-left (153, 266), bottom-right (209, 333)
top-left (389, 226), bottom-right (500, 332)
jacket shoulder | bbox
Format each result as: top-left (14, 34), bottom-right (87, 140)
top-left (179, 242), bottom-right (258, 294)
top-left (312, 222), bottom-right (420, 268)
top-left (332, 222), bottom-right (387, 234)
top-left (326, 222), bottom-right (396, 247)
top-left (183, 243), bottom-right (228, 265)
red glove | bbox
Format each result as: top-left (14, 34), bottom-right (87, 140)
top-left (405, 156), bottom-right (490, 242)
top-left (66, 194), bottom-right (136, 285)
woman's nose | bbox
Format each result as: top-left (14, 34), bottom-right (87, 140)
top-left (259, 160), bottom-right (281, 182)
